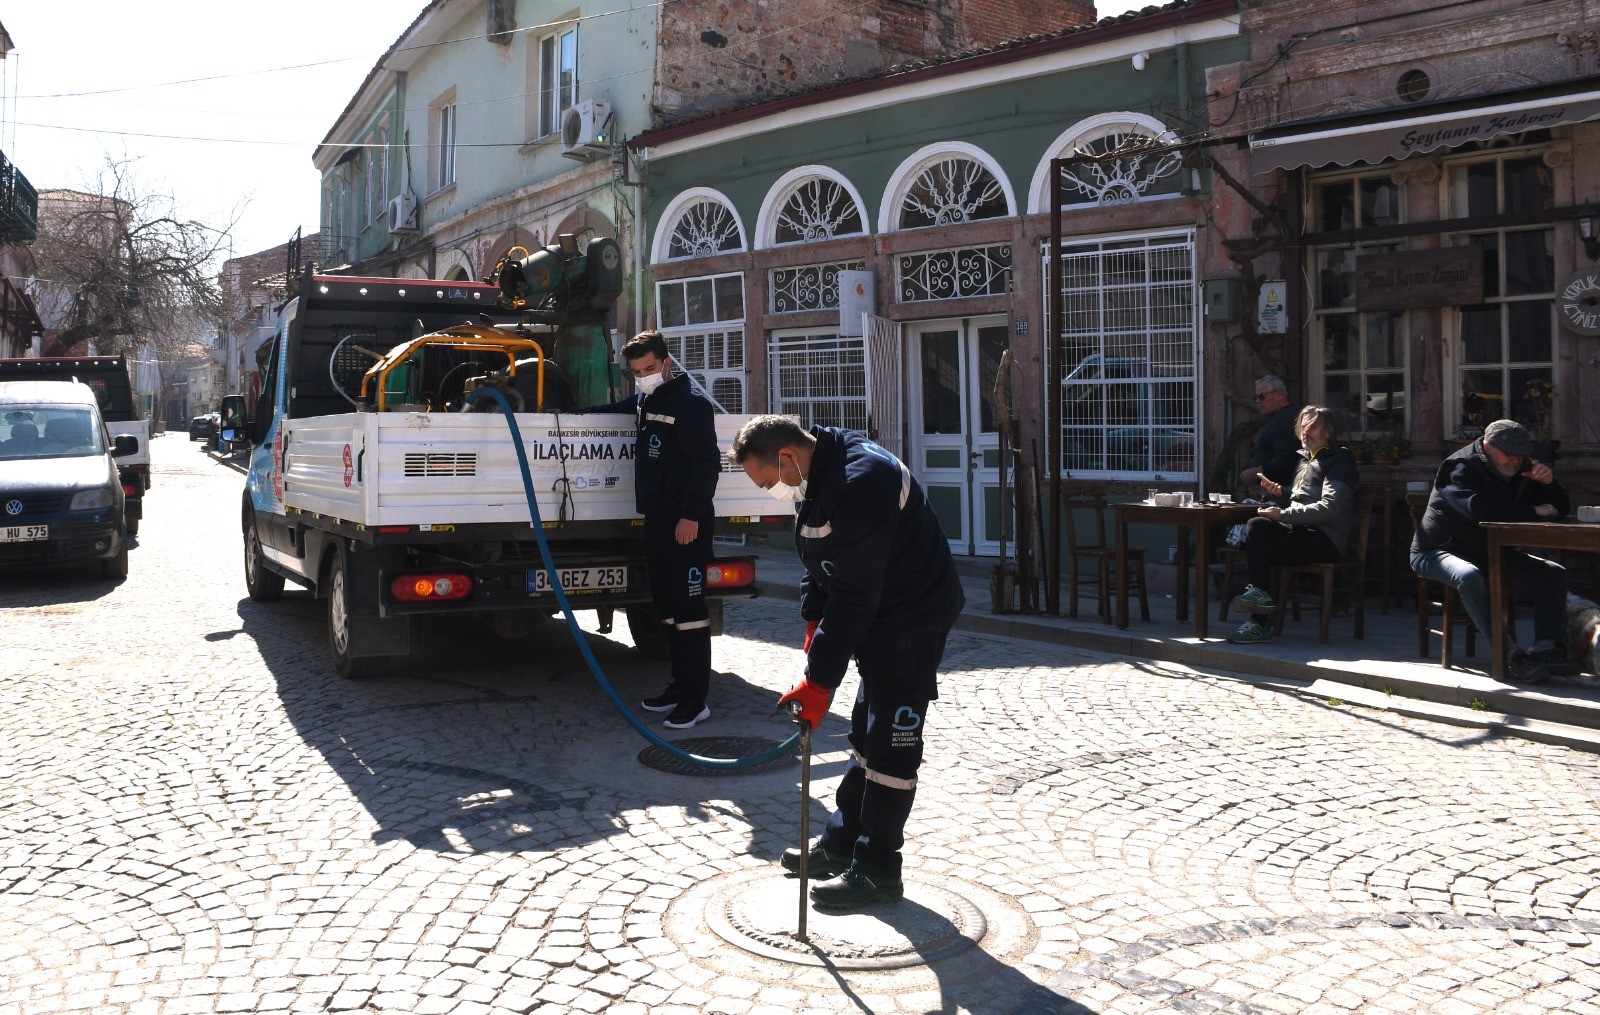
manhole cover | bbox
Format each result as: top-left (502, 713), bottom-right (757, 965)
top-left (705, 868), bottom-right (986, 969)
top-left (637, 736), bottom-right (796, 776)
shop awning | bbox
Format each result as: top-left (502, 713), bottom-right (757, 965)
top-left (1249, 75), bottom-right (1600, 174)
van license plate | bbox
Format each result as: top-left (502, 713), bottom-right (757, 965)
top-left (0, 525), bottom-right (47, 542)
top-left (528, 566), bottom-right (628, 593)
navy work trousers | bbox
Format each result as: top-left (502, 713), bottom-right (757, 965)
top-left (819, 618), bottom-right (954, 879)
top-left (644, 512), bottom-right (714, 704)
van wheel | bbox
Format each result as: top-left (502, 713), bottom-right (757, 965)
top-left (625, 606), bottom-right (672, 660)
top-left (328, 548), bottom-right (383, 679)
top-left (101, 537), bottom-right (129, 580)
top-left (244, 514), bottom-right (284, 601)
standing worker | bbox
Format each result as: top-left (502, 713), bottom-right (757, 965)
top-left (585, 331), bottom-right (722, 729)
top-left (730, 416), bottom-right (965, 910)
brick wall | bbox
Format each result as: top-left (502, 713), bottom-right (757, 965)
top-left (656, 0), bottom-right (1096, 121)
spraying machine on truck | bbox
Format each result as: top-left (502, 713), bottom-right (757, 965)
top-left (225, 234), bottom-right (789, 677)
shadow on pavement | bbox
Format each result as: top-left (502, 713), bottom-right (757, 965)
top-left (234, 588), bottom-right (818, 858)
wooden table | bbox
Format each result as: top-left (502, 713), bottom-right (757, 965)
top-left (1483, 520), bottom-right (1600, 680)
top-left (1114, 501), bottom-right (1259, 639)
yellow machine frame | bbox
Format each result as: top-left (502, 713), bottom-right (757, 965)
top-left (360, 325), bottom-right (547, 412)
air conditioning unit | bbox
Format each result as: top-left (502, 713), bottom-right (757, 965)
top-left (561, 99), bottom-right (612, 160)
top-left (388, 193), bottom-right (418, 234)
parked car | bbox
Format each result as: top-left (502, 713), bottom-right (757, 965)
top-left (188, 412), bottom-right (219, 442)
top-left (0, 379), bottom-right (138, 578)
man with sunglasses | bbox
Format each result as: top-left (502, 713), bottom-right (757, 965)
top-left (1239, 374), bottom-right (1300, 491)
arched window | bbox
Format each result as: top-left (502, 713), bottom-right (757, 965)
top-left (757, 168), bottom-right (868, 248)
top-left (1030, 113), bottom-right (1185, 213)
top-left (654, 188), bottom-right (746, 263)
top-left (883, 144), bottom-right (1014, 232)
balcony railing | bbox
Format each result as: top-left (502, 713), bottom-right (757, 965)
top-left (0, 150), bottom-right (38, 243)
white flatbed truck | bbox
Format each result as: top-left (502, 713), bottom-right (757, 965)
top-left (228, 239), bottom-right (789, 677)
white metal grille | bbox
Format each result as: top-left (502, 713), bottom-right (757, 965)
top-left (404, 452), bottom-right (478, 477)
top-left (897, 244), bottom-right (1011, 302)
top-left (767, 333), bottom-right (868, 432)
top-left (1045, 234), bottom-right (1197, 480)
top-left (666, 200), bottom-right (743, 260)
top-left (663, 330), bottom-right (744, 413)
top-left (769, 260), bottom-right (866, 313)
top-left (774, 178), bottom-right (865, 244)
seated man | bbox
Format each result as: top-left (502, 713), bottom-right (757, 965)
top-left (1239, 374), bottom-right (1300, 492)
top-left (1227, 405), bottom-right (1359, 644)
top-left (1410, 419), bottom-right (1575, 685)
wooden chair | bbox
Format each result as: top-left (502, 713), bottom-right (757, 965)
top-left (1064, 492), bottom-right (1150, 622)
top-left (1406, 492), bottom-right (1477, 667)
top-left (1271, 487), bottom-right (1379, 643)
top-left (1216, 545), bottom-right (1250, 621)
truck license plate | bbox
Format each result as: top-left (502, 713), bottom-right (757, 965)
top-left (527, 566), bottom-right (628, 594)
top-left (0, 525), bottom-right (47, 542)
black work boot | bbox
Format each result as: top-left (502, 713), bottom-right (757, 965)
top-left (809, 863), bottom-right (904, 910)
top-left (780, 842), bottom-right (849, 880)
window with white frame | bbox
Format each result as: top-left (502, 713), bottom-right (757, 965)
top-left (664, 197), bottom-right (744, 260)
top-left (1446, 144), bottom-right (1556, 438)
top-left (539, 25), bottom-right (578, 138)
top-left (434, 102), bottom-right (457, 191)
top-left (896, 154), bottom-right (1008, 229)
top-left (772, 177), bottom-right (865, 245)
top-left (1046, 233), bottom-right (1197, 479)
top-left (898, 244), bottom-right (1011, 302)
top-left (1053, 115), bottom-right (1185, 208)
top-left (770, 260), bottom-right (865, 313)
top-left (768, 332), bottom-right (868, 432)
top-left (1309, 171), bottom-right (1406, 437)
top-left (361, 153), bottom-right (374, 227)
top-left (657, 273), bottom-right (745, 411)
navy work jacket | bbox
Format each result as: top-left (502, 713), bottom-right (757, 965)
top-left (590, 371), bottom-right (720, 520)
top-left (796, 427), bottom-right (964, 695)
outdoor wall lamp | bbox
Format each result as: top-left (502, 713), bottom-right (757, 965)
top-left (1578, 205), bottom-right (1600, 261)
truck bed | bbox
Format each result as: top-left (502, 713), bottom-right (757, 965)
top-left (282, 411), bottom-right (776, 528)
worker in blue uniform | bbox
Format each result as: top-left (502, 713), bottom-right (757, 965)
top-left (731, 415), bottom-right (965, 910)
top-left (585, 331), bottom-right (722, 729)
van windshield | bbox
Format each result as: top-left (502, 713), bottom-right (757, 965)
top-left (0, 406), bottom-right (105, 461)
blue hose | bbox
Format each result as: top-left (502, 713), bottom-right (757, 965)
top-left (467, 387), bottom-right (801, 769)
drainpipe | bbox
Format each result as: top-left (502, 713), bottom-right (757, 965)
top-left (633, 149), bottom-right (647, 338)
top-left (1177, 41), bottom-right (1203, 490)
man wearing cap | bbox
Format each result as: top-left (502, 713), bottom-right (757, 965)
top-left (1410, 419), bottom-right (1577, 683)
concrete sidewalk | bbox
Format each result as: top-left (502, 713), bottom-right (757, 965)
top-left (746, 544), bottom-right (1600, 753)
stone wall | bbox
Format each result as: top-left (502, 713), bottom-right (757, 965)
top-left (653, 0), bottom-right (1096, 121)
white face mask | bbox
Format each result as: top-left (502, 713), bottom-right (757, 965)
top-left (766, 455), bottom-right (807, 503)
top-left (635, 370), bottom-right (665, 396)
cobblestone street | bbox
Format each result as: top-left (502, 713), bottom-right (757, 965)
top-left (3, 432), bottom-right (1599, 1014)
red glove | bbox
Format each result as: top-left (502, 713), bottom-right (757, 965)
top-left (778, 679), bottom-right (832, 730)
top-left (803, 620), bottom-right (820, 653)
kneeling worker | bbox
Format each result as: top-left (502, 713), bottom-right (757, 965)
top-left (730, 416), bottom-right (964, 910)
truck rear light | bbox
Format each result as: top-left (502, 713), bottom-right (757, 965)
top-left (391, 573), bottom-right (472, 601)
top-left (706, 561), bottom-right (754, 587)
top-left (122, 483), bottom-right (138, 497)
top-left (759, 515), bottom-right (793, 524)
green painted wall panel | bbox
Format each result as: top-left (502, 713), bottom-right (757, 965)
top-left (647, 36), bottom-right (1247, 234)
